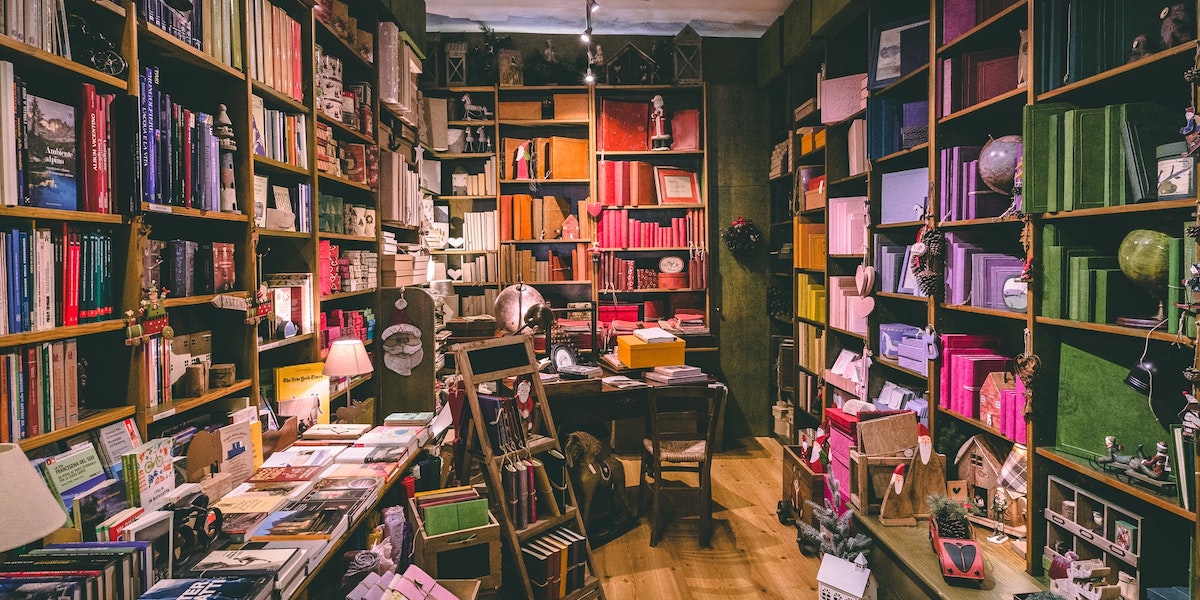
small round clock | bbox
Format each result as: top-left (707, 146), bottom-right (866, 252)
top-left (659, 256), bottom-right (685, 273)
top-left (549, 344), bottom-right (579, 373)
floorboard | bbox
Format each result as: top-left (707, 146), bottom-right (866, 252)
top-left (593, 437), bottom-right (821, 599)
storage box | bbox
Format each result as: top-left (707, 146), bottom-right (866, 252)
top-left (410, 498), bottom-right (502, 592)
top-left (782, 444), bottom-right (826, 527)
top-left (554, 94), bottom-right (589, 120)
top-left (598, 304), bottom-right (640, 324)
top-left (499, 101), bottom-right (543, 120)
top-left (617, 335), bottom-right (685, 369)
top-left (849, 449), bottom-right (909, 514)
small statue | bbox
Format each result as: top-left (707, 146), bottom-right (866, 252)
top-left (463, 127), bottom-right (476, 153)
top-left (987, 487), bottom-right (1009, 543)
top-left (478, 126), bottom-right (491, 154)
top-left (1090, 510), bottom-right (1104, 534)
top-left (592, 44), bottom-right (605, 66)
top-left (1137, 440), bottom-right (1171, 479)
top-left (461, 94), bottom-right (491, 120)
top-left (1129, 34), bottom-right (1154, 62)
top-left (543, 39), bottom-right (557, 64)
top-left (650, 95), bottom-right (671, 150)
top-left (1161, 3), bottom-right (1196, 49)
top-left (1096, 435), bottom-right (1136, 465)
top-left (213, 104), bottom-right (238, 213)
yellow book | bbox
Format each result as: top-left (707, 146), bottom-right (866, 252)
top-left (275, 362), bottom-right (332, 428)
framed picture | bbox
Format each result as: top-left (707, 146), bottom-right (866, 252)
top-left (868, 17), bottom-right (930, 90)
top-left (654, 166), bottom-right (701, 204)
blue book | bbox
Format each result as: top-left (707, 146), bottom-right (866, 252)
top-left (6, 230), bottom-right (17, 332)
top-left (18, 229), bottom-right (29, 332)
top-left (25, 95), bottom-right (77, 211)
top-left (139, 576), bottom-right (272, 600)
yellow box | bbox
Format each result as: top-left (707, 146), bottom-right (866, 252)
top-left (553, 94), bottom-right (589, 120)
top-left (617, 335), bottom-right (686, 369)
top-left (499, 101), bottom-right (543, 120)
top-left (813, 128), bottom-right (826, 149)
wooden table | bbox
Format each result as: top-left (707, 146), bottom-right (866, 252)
top-left (854, 513), bottom-right (1047, 599)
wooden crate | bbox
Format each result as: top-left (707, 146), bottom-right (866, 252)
top-left (439, 579), bottom-right (481, 600)
top-left (410, 498), bottom-right (503, 592)
top-left (782, 445), bottom-right (826, 527)
top-left (849, 449), bottom-right (908, 514)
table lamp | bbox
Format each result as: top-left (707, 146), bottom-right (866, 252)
top-left (324, 338), bottom-right (374, 409)
top-left (0, 443), bottom-right (68, 552)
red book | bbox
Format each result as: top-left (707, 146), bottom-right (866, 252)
top-left (500, 195), bottom-right (513, 241)
top-left (599, 99), bottom-right (649, 151)
top-left (612, 161), bottom-right (626, 206)
top-left (293, 21), bottom-right (302, 101)
top-left (598, 161), bottom-right (613, 205)
top-left (620, 161), bottom-right (632, 205)
top-left (181, 109), bottom-right (193, 208)
top-left (24, 346), bottom-right (38, 437)
top-left (0, 365), bottom-right (7, 442)
top-left (68, 232), bottom-right (80, 325)
top-left (669, 108), bottom-right (700, 151)
top-left (80, 84), bottom-right (96, 212)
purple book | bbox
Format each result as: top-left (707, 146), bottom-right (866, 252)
top-left (902, 100), bottom-right (929, 129)
top-left (942, 0), bottom-right (977, 46)
top-left (939, 148), bottom-right (951, 219)
top-left (945, 232), bottom-right (984, 304)
top-left (947, 146), bottom-right (982, 221)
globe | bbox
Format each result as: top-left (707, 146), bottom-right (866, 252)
top-left (978, 135), bottom-right (1023, 195)
top-left (1117, 229), bottom-right (1171, 327)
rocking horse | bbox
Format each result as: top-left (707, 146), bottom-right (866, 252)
top-left (564, 430), bottom-right (629, 527)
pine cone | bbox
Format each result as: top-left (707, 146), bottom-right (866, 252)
top-left (917, 271), bottom-right (941, 297)
top-left (938, 517), bottom-right (970, 540)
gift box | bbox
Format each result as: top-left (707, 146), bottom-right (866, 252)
top-left (896, 336), bottom-right (931, 375)
top-left (951, 354), bottom-right (1010, 418)
top-left (617, 335), bottom-right (685, 369)
top-left (553, 94), bottom-right (589, 120)
top-left (879, 323), bottom-right (920, 358)
top-left (598, 304), bottom-right (640, 324)
top-left (499, 101), bottom-right (542, 120)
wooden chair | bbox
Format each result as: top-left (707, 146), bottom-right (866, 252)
top-left (637, 383), bottom-right (727, 547)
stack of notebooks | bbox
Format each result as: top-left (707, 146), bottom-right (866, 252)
top-left (520, 527), bottom-right (590, 600)
top-left (796, 277), bottom-right (826, 322)
top-left (938, 145), bottom-right (1009, 222)
top-left (827, 276), bottom-right (869, 335)
top-left (413, 486), bottom-right (491, 535)
top-left (874, 236), bottom-right (923, 297)
top-left (944, 232), bottom-right (1024, 311)
top-left (346, 565), bottom-right (459, 600)
top-left (644, 365), bottom-right (708, 385)
top-left (499, 194), bottom-right (573, 240)
top-left (826, 196), bottom-right (868, 255)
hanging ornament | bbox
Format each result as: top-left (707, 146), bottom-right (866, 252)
top-left (381, 295), bottom-right (424, 376)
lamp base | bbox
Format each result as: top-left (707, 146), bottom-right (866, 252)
top-left (1116, 316), bottom-right (1163, 328)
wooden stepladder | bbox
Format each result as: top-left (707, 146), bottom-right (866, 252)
top-left (453, 335), bottom-right (605, 600)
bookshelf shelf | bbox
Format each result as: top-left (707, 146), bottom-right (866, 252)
top-left (430, 249), bottom-right (496, 255)
top-left (436, 195), bottom-right (496, 201)
top-left (1037, 40), bottom-right (1198, 103)
top-left (1036, 447), bottom-right (1195, 521)
top-left (875, 220), bottom-right (925, 230)
top-left (318, 232), bottom-right (377, 243)
top-left (874, 142), bottom-right (929, 166)
top-left (321, 288), bottom-right (377, 302)
top-left (498, 119), bottom-right (590, 127)
top-left (140, 22), bottom-right (245, 80)
top-left (251, 80), bottom-right (308, 113)
top-left (0, 319), bottom-right (124, 349)
top-left (500, 178), bottom-right (591, 184)
top-left (794, 146), bottom-right (826, 163)
top-left (875, 64), bottom-right (929, 97)
top-left (17, 405), bottom-right (137, 452)
top-left (447, 119), bottom-right (496, 127)
top-left (313, 18), bottom-right (373, 72)
top-left (140, 203), bottom-right (251, 222)
top-left (318, 172), bottom-right (375, 193)
top-left (512, 280), bottom-right (591, 286)
top-left (936, 0), bottom-right (1028, 56)
top-left (145, 379), bottom-right (254, 423)
top-left (1034, 316), bottom-right (1193, 346)
top-left (795, 316), bottom-right (826, 327)
top-left (875, 356), bottom-right (928, 381)
top-left (502, 239), bottom-right (594, 245)
top-left (328, 372), bottom-right (373, 395)
top-left (163, 291), bottom-right (249, 308)
top-left (259, 228), bottom-right (312, 239)
top-left (430, 152), bottom-right (494, 160)
top-left (828, 326), bottom-right (868, 341)
top-left (938, 214), bottom-right (1022, 228)
top-left (90, 0), bottom-right (126, 17)
top-left (827, 254), bottom-right (864, 259)
top-left (0, 206), bottom-right (124, 224)
top-left (380, 221), bottom-right (420, 231)
top-left (514, 506), bottom-right (580, 541)
top-left (828, 107), bottom-right (867, 129)
top-left (253, 155), bottom-right (311, 177)
top-left (0, 33), bottom-right (127, 90)
top-left (599, 205), bottom-right (703, 211)
top-left (452, 281), bottom-right (498, 287)
top-left (318, 113), bottom-right (376, 145)
top-left (1040, 198), bottom-right (1198, 220)
top-left (596, 247), bottom-right (696, 252)
top-left (598, 287), bottom-right (704, 293)
top-left (936, 406), bottom-right (1012, 442)
top-left (829, 172), bottom-right (867, 186)
top-left (938, 86), bottom-right (1027, 125)
top-left (938, 303), bottom-right (1026, 321)
top-left (258, 332), bottom-right (316, 352)
top-left (796, 267), bottom-right (826, 275)
top-left (597, 149), bottom-right (704, 157)
top-left (876, 291), bottom-right (927, 303)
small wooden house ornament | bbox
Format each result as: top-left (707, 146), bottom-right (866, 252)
top-left (561, 214), bottom-right (580, 239)
top-left (445, 41), bottom-right (467, 86)
top-left (954, 434), bottom-right (1007, 516)
top-left (606, 43), bottom-right (656, 85)
top-left (673, 25), bottom-right (702, 84)
top-left (816, 552), bottom-right (877, 600)
top-left (979, 372), bottom-right (1015, 429)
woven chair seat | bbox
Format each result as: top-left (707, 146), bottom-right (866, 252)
top-left (644, 438), bottom-right (707, 463)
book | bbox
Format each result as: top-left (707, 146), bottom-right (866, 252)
top-left (633, 327), bottom-right (677, 344)
top-left (248, 508), bottom-right (347, 541)
top-left (71, 478), bottom-right (129, 543)
top-left (39, 442), bottom-right (106, 525)
top-left (299, 423), bottom-right (370, 440)
top-left (382, 412), bottom-right (434, 427)
top-left (139, 577), bottom-right (273, 600)
top-left (273, 362), bottom-right (330, 430)
top-left (93, 417), bottom-right (143, 478)
top-left (25, 94), bottom-right (76, 211)
top-left (118, 510), bottom-right (174, 582)
top-left (120, 438), bottom-right (175, 510)
top-left (187, 549), bottom-right (304, 591)
top-left (246, 466), bottom-right (325, 483)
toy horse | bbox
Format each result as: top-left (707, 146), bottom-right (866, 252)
top-left (563, 430), bottom-right (628, 526)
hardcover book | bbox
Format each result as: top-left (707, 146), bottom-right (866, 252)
top-left (26, 94), bottom-right (77, 211)
top-left (274, 362), bottom-right (330, 429)
top-left (599, 99), bottom-right (648, 151)
top-left (121, 438), bottom-right (176, 510)
top-left (140, 577), bottom-right (273, 600)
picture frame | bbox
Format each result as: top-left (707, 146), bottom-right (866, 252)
top-left (868, 17), bottom-right (930, 90)
top-left (654, 166), bottom-right (702, 205)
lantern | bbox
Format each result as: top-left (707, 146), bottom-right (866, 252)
top-left (673, 25), bottom-right (702, 84)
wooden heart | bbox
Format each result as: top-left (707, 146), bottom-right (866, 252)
top-left (587, 202), bottom-right (604, 218)
top-left (1015, 352), bottom-right (1042, 383)
top-left (855, 264), bottom-right (876, 296)
top-left (850, 295), bottom-right (875, 317)
top-left (448, 237), bottom-right (465, 248)
top-left (447, 269), bottom-right (463, 280)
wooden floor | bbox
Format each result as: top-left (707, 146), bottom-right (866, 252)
top-left (593, 437), bottom-right (822, 599)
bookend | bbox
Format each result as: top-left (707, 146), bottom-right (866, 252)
top-left (453, 335), bottom-right (605, 600)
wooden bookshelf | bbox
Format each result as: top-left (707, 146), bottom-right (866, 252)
top-left (140, 22), bottom-right (246, 80)
top-left (0, 320), bottom-right (125, 349)
top-left (144, 379), bottom-right (254, 424)
top-left (253, 155), bottom-right (312, 177)
top-left (936, 0), bottom-right (1029, 55)
top-left (0, 206), bottom-right (124, 224)
top-left (18, 406), bottom-right (139, 452)
top-left (141, 203), bottom-right (251, 222)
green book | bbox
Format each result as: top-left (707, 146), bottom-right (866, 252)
top-left (423, 497), bottom-right (490, 536)
top-left (1023, 103), bottom-right (1074, 213)
top-left (1069, 256), bottom-right (1116, 322)
top-left (1092, 269), bottom-right (1123, 324)
top-left (1063, 108), bottom-right (1109, 211)
top-left (1042, 245), bottom-right (1098, 319)
top-left (1047, 113), bottom-right (1063, 213)
top-left (1103, 104), bottom-right (1127, 207)
top-left (1121, 103), bottom-right (1178, 203)
top-left (1169, 236), bottom-right (1184, 334)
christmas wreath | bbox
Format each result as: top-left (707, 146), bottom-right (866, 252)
top-left (720, 216), bottom-right (763, 256)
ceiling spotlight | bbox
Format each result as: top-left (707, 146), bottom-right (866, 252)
top-left (584, 68), bottom-right (596, 84)
top-left (581, 28), bottom-right (592, 43)
top-left (588, 0), bottom-right (600, 13)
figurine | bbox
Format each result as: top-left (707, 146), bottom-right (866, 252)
top-left (592, 44), bottom-right (605, 66)
top-left (879, 463), bottom-right (916, 526)
top-left (213, 104), bottom-right (238, 213)
top-left (907, 424), bottom-right (947, 519)
top-left (1137, 440), bottom-right (1171, 479)
top-left (542, 39), bottom-right (557, 64)
top-left (461, 94), bottom-right (492, 120)
top-left (1129, 34), bottom-right (1154, 62)
top-left (1094, 435), bottom-right (1139, 470)
top-left (463, 127), bottom-right (476, 153)
top-left (1180, 392), bottom-right (1200, 436)
top-left (650, 95), bottom-right (671, 150)
top-left (1161, 3), bottom-right (1196, 49)
top-left (1090, 510), bottom-right (1104, 534)
top-left (987, 487), bottom-right (1009, 543)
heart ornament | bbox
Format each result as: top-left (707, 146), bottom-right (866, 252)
top-left (447, 269), bottom-right (463, 280)
top-left (587, 202), bottom-right (604, 218)
top-left (1015, 352), bottom-right (1042, 384)
top-left (850, 295), bottom-right (876, 317)
top-left (448, 237), bottom-right (465, 248)
top-left (855, 264), bottom-right (876, 296)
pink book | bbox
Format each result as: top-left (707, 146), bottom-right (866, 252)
top-left (955, 355), bottom-right (1009, 418)
top-left (942, 58), bottom-right (953, 117)
top-left (938, 335), bottom-right (1000, 406)
top-left (615, 161), bottom-right (627, 206)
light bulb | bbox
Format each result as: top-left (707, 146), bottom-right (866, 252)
top-left (584, 69), bottom-right (596, 84)
top-left (580, 28), bottom-right (592, 43)
top-left (589, 0), bottom-right (600, 13)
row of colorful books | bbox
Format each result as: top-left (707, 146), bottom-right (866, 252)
top-left (319, 307), bottom-right (376, 352)
top-left (247, 0), bottom-right (304, 102)
top-left (0, 339), bottom-right (82, 443)
top-left (595, 209), bottom-right (705, 250)
top-left (141, 0), bottom-right (244, 71)
top-left (252, 176), bottom-right (312, 233)
top-left (520, 527), bottom-right (590, 600)
top-left (1, 225), bottom-right (115, 336)
top-left (142, 240), bottom-right (237, 299)
top-left (0, 68), bottom-right (119, 214)
top-left (250, 95), bottom-right (308, 168)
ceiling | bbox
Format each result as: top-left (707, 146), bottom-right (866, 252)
top-left (425, 0), bottom-right (789, 38)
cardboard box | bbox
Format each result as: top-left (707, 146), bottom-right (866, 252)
top-left (554, 94), bottom-right (589, 120)
top-left (617, 335), bottom-right (685, 369)
top-left (782, 445), bottom-right (826, 527)
top-left (499, 101), bottom-right (543, 120)
top-left (410, 498), bottom-right (502, 592)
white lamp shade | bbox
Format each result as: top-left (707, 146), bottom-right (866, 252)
top-left (0, 443), bottom-right (68, 552)
top-left (323, 338), bottom-right (374, 378)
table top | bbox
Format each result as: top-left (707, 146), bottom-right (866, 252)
top-left (854, 513), bottom-right (1047, 599)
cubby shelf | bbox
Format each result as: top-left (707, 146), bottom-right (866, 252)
top-left (319, 232), bottom-right (377, 243)
top-left (1034, 316), bottom-right (1194, 345)
top-left (938, 303), bottom-right (1026, 321)
top-left (1037, 447), bottom-right (1196, 522)
top-left (1037, 40), bottom-right (1198, 103)
top-left (259, 228), bottom-right (312, 239)
top-left (317, 113), bottom-right (376, 144)
top-left (874, 142), bottom-right (929, 165)
top-left (936, 0), bottom-right (1028, 56)
top-left (876, 291), bottom-right (927, 303)
top-left (0, 33), bottom-right (127, 91)
top-left (18, 406), bottom-right (138, 452)
top-left (253, 155), bottom-right (311, 177)
top-left (0, 206), bottom-right (124, 224)
top-left (875, 220), bottom-right (925, 230)
top-left (875, 356), bottom-right (928, 381)
top-left (321, 288), bottom-right (377, 302)
top-left (145, 379), bottom-right (254, 423)
top-left (1040, 198), bottom-right (1198, 220)
top-left (875, 64), bottom-right (929, 96)
top-left (251, 80), bottom-right (308, 113)
top-left (313, 18), bottom-right (373, 71)
top-left (936, 406), bottom-right (1014, 442)
top-left (498, 119), bottom-right (590, 126)
top-left (258, 332), bottom-right (316, 352)
top-left (938, 215), bottom-right (1022, 228)
top-left (828, 326), bottom-right (868, 341)
top-left (597, 149), bottom-right (704, 157)
top-left (938, 86), bottom-right (1027, 125)
top-left (795, 316), bottom-right (826, 328)
top-left (141, 22), bottom-right (245, 80)
top-left (318, 172), bottom-right (375, 193)
top-left (0, 319), bottom-right (124, 349)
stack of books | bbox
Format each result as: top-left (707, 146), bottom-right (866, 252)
top-left (139, 576), bottom-right (273, 600)
top-left (413, 486), bottom-right (490, 536)
top-left (0, 540), bottom-right (157, 598)
top-left (185, 548), bottom-right (307, 599)
top-left (520, 527), bottom-right (590, 600)
top-left (644, 365), bottom-right (709, 385)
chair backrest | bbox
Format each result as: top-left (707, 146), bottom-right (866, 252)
top-left (646, 383), bottom-right (727, 461)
